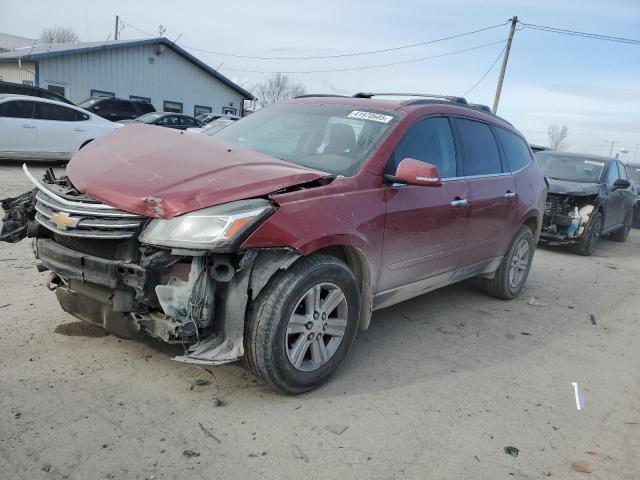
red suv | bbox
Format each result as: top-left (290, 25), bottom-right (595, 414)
top-left (1, 93), bottom-right (547, 393)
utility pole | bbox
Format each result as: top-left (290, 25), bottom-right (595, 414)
top-left (492, 16), bottom-right (518, 114)
top-left (114, 16), bottom-right (119, 41)
top-left (609, 140), bottom-right (617, 157)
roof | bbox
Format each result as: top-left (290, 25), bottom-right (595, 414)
top-left (0, 32), bottom-right (35, 51)
top-left (0, 37), bottom-right (254, 100)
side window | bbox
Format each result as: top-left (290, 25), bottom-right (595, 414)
top-left (0, 100), bottom-right (35, 119)
top-left (158, 116), bottom-right (179, 126)
top-left (117, 102), bottom-right (137, 114)
top-left (606, 163), bottom-right (619, 187)
top-left (455, 118), bottom-right (503, 176)
top-left (388, 117), bottom-right (457, 178)
top-left (495, 127), bottom-right (532, 172)
top-left (97, 101), bottom-right (118, 114)
top-left (180, 116), bottom-right (197, 127)
top-left (36, 102), bottom-right (78, 121)
top-left (76, 110), bottom-right (90, 121)
top-left (617, 162), bottom-right (629, 181)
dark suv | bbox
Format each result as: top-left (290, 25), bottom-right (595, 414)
top-left (0, 93), bottom-right (547, 393)
top-left (78, 97), bottom-right (156, 121)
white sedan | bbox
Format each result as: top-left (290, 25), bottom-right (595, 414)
top-left (0, 94), bottom-right (121, 161)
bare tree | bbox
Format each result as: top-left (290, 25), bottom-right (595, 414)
top-left (547, 124), bottom-right (569, 150)
top-left (254, 73), bottom-right (306, 108)
top-left (39, 26), bottom-right (79, 43)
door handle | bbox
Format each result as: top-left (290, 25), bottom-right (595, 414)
top-left (74, 127), bottom-right (86, 132)
top-left (450, 198), bottom-right (468, 207)
top-left (505, 191), bottom-right (517, 199)
top-left (22, 124), bottom-right (35, 128)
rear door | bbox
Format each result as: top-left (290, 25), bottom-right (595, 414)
top-left (453, 117), bottom-right (516, 266)
top-left (603, 162), bottom-right (624, 229)
top-left (378, 116), bottom-right (468, 297)
top-left (34, 102), bottom-right (84, 158)
top-left (0, 100), bottom-right (37, 156)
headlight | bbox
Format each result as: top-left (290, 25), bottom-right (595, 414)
top-left (139, 199), bottom-right (274, 250)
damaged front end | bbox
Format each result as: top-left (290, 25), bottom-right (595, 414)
top-left (1, 165), bottom-right (300, 365)
top-left (540, 192), bottom-right (597, 245)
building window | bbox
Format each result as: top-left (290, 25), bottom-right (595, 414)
top-left (90, 89), bottom-right (115, 98)
top-left (22, 80), bottom-right (34, 86)
top-left (222, 106), bottom-right (237, 115)
top-left (46, 82), bottom-right (66, 97)
top-left (130, 95), bottom-right (151, 103)
top-left (164, 101), bottom-right (183, 113)
top-left (194, 105), bottom-right (212, 117)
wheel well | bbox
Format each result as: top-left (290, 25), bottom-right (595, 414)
top-left (523, 216), bottom-right (537, 234)
top-left (314, 245), bottom-right (373, 331)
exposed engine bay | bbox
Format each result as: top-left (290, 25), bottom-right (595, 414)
top-left (541, 193), bottom-right (597, 245)
top-left (0, 166), bottom-right (300, 365)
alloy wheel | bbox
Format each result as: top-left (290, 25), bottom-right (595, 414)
top-left (508, 238), bottom-right (530, 289)
top-left (285, 282), bottom-right (348, 372)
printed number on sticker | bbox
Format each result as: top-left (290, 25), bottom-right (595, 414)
top-left (347, 111), bottom-right (393, 123)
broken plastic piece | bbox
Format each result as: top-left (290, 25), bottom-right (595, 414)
top-left (504, 446), bottom-right (519, 457)
top-left (325, 424), bottom-right (349, 435)
top-left (572, 382), bottom-right (586, 411)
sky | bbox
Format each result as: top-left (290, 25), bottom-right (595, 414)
top-left (1, 0), bottom-right (639, 158)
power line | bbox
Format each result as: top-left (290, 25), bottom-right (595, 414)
top-left (460, 45), bottom-right (507, 97)
top-left (520, 21), bottom-right (640, 45)
top-left (178, 22), bottom-right (509, 60)
top-left (219, 40), bottom-right (506, 74)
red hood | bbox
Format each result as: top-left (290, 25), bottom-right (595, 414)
top-left (67, 124), bottom-right (328, 218)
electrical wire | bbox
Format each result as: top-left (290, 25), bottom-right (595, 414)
top-left (520, 21), bottom-right (640, 45)
top-left (219, 40), bottom-right (506, 74)
top-left (120, 18), bottom-right (508, 60)
top-left (460, 45), bottom-right (506, 97)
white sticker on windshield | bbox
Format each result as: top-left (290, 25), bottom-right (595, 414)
top-left (347, 110), bottom-right (393, 124)
top-left (584, 160), bottom-right (605, 167)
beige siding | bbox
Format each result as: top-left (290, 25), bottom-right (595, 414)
top-left (0, 61), bottom-right (36, 84)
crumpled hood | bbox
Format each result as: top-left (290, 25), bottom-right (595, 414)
top-left (67, 124), bottom-right (328, 218)
top-left (547, 178), bottom-right (601, 196)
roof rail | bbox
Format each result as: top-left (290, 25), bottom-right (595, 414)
top-left (295, 94), bottom-right (348, 99)
top-left (353, 92), bottom-right (468, 105)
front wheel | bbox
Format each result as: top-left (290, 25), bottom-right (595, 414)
top-left (611, 210), bottom-right (632, 242)
top-left (243, 254), bottom-right (360, 394)
top-left (481, 225), bottom-right (535, 299)
top-left (574, 212), bottom-right (603, 256)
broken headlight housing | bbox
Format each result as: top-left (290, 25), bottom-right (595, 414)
top-left (139, 199), bottom-right (274, 251)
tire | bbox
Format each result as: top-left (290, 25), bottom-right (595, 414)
top-left (574, 211), bottom-right (603, 256)
top-left (481, 225), bottom-right (535, 300)
top-left (632, 206), bottom-right (640, 229)
top-left (611, 210), bottom-right (632, 242)
top-left (243, 254), bottom-right (360, 394)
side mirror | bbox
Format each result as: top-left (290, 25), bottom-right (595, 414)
top-left (613, 178), bottom-right (631, 190)
top-left (385, 158), bottom-right (442, 187)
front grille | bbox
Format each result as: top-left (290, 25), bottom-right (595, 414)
top-left (34, 189), bottom-right (146, 240)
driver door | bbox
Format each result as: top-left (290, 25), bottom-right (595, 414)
top-left (377, 116), bottom-right (468, 301)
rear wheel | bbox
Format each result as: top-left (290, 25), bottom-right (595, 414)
top-left (481, 225), bottom-right (535, 300)
top-left (574, 212), bottom-right (603, 256)
top-left (243, 254), bottom-right (360, 394)
top-left (611, 210), bottom-right (632, 242)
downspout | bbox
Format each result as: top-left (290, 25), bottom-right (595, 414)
top-left (34, 61), bottom-right (40, 87)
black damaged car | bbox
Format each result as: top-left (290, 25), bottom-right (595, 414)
top-left (536, 151), bottom-right (637, 256)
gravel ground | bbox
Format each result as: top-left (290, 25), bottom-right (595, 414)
top-left (1, 161), bottom-right (639, 480)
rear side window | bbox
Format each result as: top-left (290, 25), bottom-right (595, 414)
top-left (389, 117), bottom-right (457, 178)
top-left (180, 116), bottom-right (198, 127)
top-left (455, 118), bottom-right (503, 176)
top-left (98, 101), bottom-right (119, 114)
top-left (36, 102), bottom-right (80, 121)
top-left (495, 127), bottom-right (532, 172)
top-left (137, 102), bottom-right (155, 114)
top-left (0, 100), bottom-right (35, 119)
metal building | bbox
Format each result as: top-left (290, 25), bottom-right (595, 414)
top-left (0, 37), bottom-right (254, 116)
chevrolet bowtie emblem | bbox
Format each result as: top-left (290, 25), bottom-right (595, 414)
top-left (50, 212), bottom-right (80, 230)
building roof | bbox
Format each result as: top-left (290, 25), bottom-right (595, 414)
top-left (0, 37), bottom-right (254, 100)
top-left (0, 32), bottom-right (36, 51)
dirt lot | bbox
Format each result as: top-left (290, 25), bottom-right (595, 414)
top-left (1, 162), bottom-right (639, 480)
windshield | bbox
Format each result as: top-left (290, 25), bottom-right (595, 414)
top-left (626, 165), bottom-right (640, 184)
top-left (135, 113), bottom-right (164, 123)
top-left (213, 103), bottom-right (401, 176)
top-left (536, 153), bottom-right (606, 183)
top-left (201, 119), bottom-right (235, 136)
